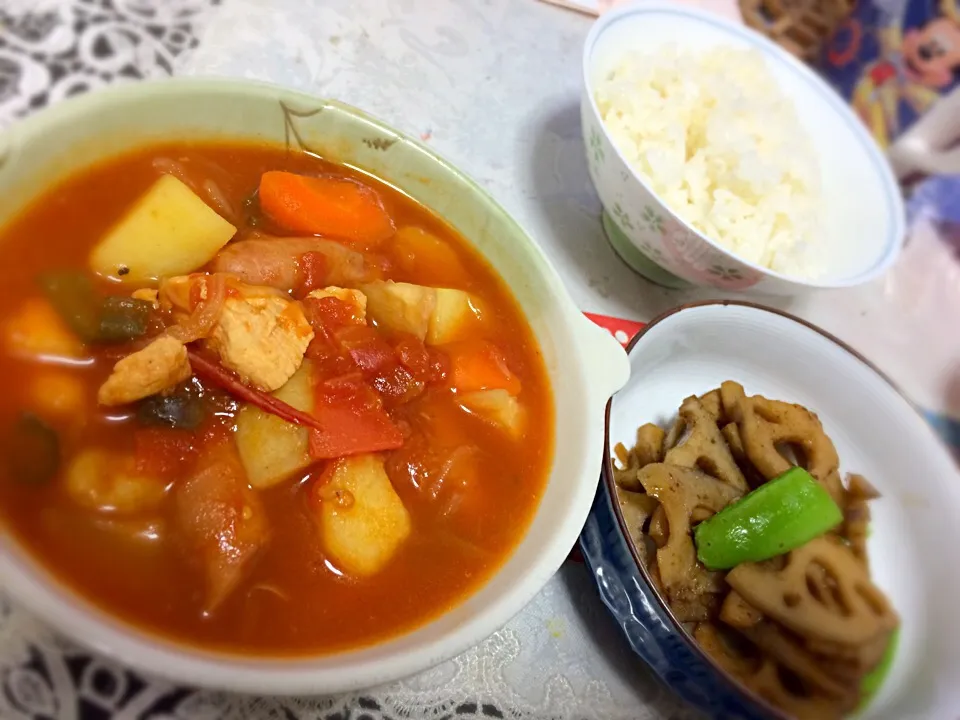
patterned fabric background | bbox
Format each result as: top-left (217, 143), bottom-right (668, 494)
top-left (1, 1), bottom-right (957, 718)
top-left (0, 0), bottom-right (218, 126)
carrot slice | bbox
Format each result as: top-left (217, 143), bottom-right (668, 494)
top-left (258, 171), bottom-right (396, 244)
top-left (447, 340), bottom-right (521, 395)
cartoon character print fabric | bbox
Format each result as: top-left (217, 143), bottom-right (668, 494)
top-left (819, 0), bottom-right (960, 147)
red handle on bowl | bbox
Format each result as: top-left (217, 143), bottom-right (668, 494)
top-left (563, 312), bottom-right (646, 565)
top-left (582, 312), bottom-right (645, 348)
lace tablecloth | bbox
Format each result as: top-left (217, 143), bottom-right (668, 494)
top-left (1, 0), bottom-right (959, 718)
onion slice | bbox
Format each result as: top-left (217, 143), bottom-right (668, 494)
top-left (167, 274), bottom-right (227, 344)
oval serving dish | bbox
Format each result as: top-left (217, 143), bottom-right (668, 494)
top-left (580, 301), bottom-right (960, 719)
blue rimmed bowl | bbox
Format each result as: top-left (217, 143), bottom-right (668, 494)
top-left (579, 301), bottom-right (960, 719)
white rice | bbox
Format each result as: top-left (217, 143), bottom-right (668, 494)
top-left (594, 45), bottom-right (822, 278)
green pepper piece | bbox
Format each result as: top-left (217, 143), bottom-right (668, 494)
top-left (694, 466), bottom-right (843, 570)
top-left (39, 270), bottom-right (101, 342)
top-left (137, 382), bottom-right (207, 430)
top-left (99, 296), bottom-right (153, 341)
top-left (5, 413), bottom-right (60, 484)
top-left (858, 628), bottom-right (899, 710)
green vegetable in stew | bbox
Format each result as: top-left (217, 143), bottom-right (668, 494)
top-left (40, 270), bottom-right (153, 343)
top-left (98, 296), bottom-right (153, 341)
top-left (694, 467), bottom-right (843, 570)
top-left (5, 413), bottom-right (60, 484)
top-left (137, 381), bottom-right (207, 430)
top-left (39, 271), bottom-right (101, 342)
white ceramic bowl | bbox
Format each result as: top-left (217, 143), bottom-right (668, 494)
top-left (600, 302), bottom-right (960, 718)
top-left (0, 78), bottom-right (630, 694)
top-left (581, 3), bottom-right (906, 294)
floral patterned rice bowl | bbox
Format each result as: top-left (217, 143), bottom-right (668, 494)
top-left (581, 3), bottom-right (905, 295)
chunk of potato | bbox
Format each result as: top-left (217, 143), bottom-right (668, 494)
top-left (459, 389), bottom-right (526, 438)
top-left (361, 281), bottom-right (436, 340)
top-left (89, 175), bottom-right (236, 282)
top-left (427, 288), bottom-right (483, 345)
top-left (235, 360), bottom-right (315, 489)
top-left (4, 297), bottom-right (85, 360)
top-left (319, 454), bottom-right (411, 576)
top-left (67, 448), bottom-right (168, 514)
top-left (29, 369), bottom-right (85, 418)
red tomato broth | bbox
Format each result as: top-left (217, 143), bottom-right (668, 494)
top-left (0, 141), bottom-right (554, 655)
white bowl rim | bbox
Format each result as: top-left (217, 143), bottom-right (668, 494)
top-left (582, 2), bottom-right (906, 290)
top-left (0, 76), bottom-right (629, 695)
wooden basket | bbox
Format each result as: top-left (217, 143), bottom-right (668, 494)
top-left (739, 0), bottom-right (855, 59)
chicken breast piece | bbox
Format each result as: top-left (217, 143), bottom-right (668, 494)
top-left (306, 286), bottom-right (367, 324)
top-left (97, 336), bottom-right (192, 406)
top-left (208, 295), bottom-right (314, 391)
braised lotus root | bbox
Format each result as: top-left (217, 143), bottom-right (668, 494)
top-left (648, 505), bottom-right (669, 549)
top-left (635, 463), bottom-right (740, 620)
top-left (664, 396), bottom-right (748, 492)
top-left (814, 631), bottom-right (892, 681)
top-left (721, 381), bottom-right (845, 505)
top-left (745, 658), bottom-right (849, 720)
top-left (726, 536), bottom-right (898, 646)
top-left (720, 591), bottom-right (762, 629)
top-left (664, 388), bottom-right (725, 450)
top-left (844, 474), bottom-right (879, 567)
top-left (740, 621), bottom-right (854, 700)
top-left (611, 382), bottom-right (898, 719)
top-left (614, 484), bottom-right (657, 564)
top-left (636, 463), bottom-right (740, 590)
top-left (720, 422), bottom-right (766, 489)
top-left (695, 622), bottom-right (759, 678)
top-left (613, 424), bottom-right (665, 491)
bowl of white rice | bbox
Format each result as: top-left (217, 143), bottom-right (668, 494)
top-left (582, 2), bottom-right (905, 294)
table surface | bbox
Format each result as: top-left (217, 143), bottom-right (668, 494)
top-left (1, 0), bottom-right (958, 718)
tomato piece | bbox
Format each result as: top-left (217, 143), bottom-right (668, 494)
top-left (304, 304), bottom-right (431, 406)
top-left (302, 295), bottom-right (354, 334)
top-left (371, 363), bottom-right (423, 405)
top-left (295, 250), bottom-right (330, 297)
top-left (134, 427), bottom-right (198, 478)
top-left (394, 334), bottom-right (449, 384)
top-left (333, 326), bottom-right (424, 405)
top-left (335, 325), bottom-right (394, 374)
top-left (394, 335), bottom-right (431, 379)
top-left (308, 372), bottom-right (404, 459)
top-left (305, 338), bottom-right (357, 379)
top-left (302, 296), bottom-right (363, 377)
top-left (447, 340), bottom-right (521, 395)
